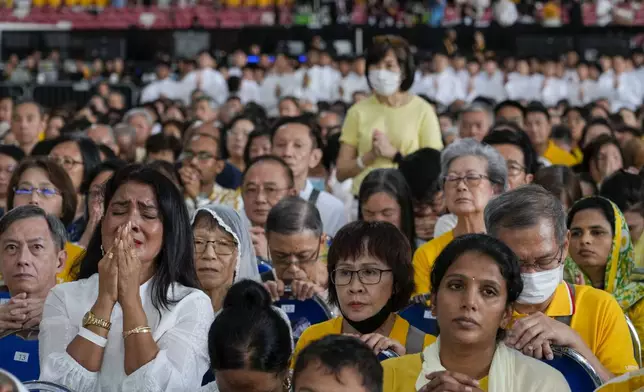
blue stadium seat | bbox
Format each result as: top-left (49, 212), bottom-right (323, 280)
top-left (0, 291), bottom-right (40, 382)
top-left (22, 381), bottom-right (75, 391)
top-left (377, 349), bottom-right (399, 362)
top-left (541, 346), bottom-right (602, 391)
top-left (398, 303), bottom-right (439, 336)
top-left (274, 288), bottom-right (332, 343)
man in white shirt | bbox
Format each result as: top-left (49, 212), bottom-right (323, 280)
top-left (178, 51), bottom-right (229, 107)
top-left (568, 61), bottom-right (599, 106)
top-left (539, 59), bottom-right (568, 107)
top-left (339, 57), bottom-right (369, 104)
top-left (430, 53), bottom-right (466, 106)
top-left (470, 58), bottom-right (506, 103)
top-left (598, 54), bottom-right (643, 112)
top-left (271, 116), bottom-right (347, 236)
top-left (140, 60), bottom-right (178, 104)
top-left (505, 59), bottom-right (537, 102)
top-left (259, 54), bottom-right (299, 116)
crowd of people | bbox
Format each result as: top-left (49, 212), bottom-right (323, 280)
top-left (0, 32), bottom-right (643, 391)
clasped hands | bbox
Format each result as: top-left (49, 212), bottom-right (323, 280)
top-left (98, 222), bottom-right (143, 308)
top-left (0, 292), bottom-right (45, 333)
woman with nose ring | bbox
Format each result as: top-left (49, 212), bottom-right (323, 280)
top-left (292, 220), bottom-right (434, 364)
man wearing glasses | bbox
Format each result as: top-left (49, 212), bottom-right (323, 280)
top-left (179, 133), bottom-right (242, 217)
top-left (483, 129), bottom-right (538, 190)
top-left (486, 185), bottom-right (638, 382)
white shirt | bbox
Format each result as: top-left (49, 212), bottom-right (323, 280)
top-left (505, 74), bottom-right (537, 102)
top-left (430, 69), bottom-right (466, 106)
top-left (598, 71), bottom-right (643, 111)
top-left (567, 79), bottom-right (600, 106)
top-left (300, 180), bottom-right (347, 237)
top-left (433, 214), bottom-right (458, 238)
top-left (140, 78), bottom-right (179, 104)
top-left (179, 68), bottom-right (229, 107)
top-left (237, 79), bottom-right (261, 104)
top-left (539, 76), bottom-right (569, 107)
top-left (470, 72), bottom-right (506, 102)
top-left (339, 72), bottom-right (369, 103)
top-left (39, 275), bottom-right (214, 392)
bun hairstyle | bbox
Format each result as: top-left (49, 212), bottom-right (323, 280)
top-left (208, 280), bottom-right (293, 374)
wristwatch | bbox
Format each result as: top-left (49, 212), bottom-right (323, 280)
top-left (82, 311), bottom-right (112, 331)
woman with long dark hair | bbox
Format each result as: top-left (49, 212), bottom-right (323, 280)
top-left (39, 164), bottom-right (213, 391)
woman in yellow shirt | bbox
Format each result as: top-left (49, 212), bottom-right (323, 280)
top-left (567, 197), bottom-right (644, 359)
top-left (294, 220), bottom-right (434, 364)
top-left (6, 157), bottom-right (83, 283)
top-left (336, 35), bottom-right (443, 198)
top-left (382, 234), bottom-right (570, 392)
top-left (412, 139), bottom-right (508, 295)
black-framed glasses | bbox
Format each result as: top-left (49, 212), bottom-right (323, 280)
top-left (194, 239), bottom-right (237, 256)
top-left (506, 162), bottom-right (527, 177)
top-left (331, 268), bottom-right (393, 286)
top-left (443, 174), bottom-right (490, 188)
top-left (14, 186), bottom-right (60, 198)
top-left (243, 185), bottom-right (290, 200)
top-left (181, 151), bottom-right (218, 162)
top-left (518, 247), bottom-right (564, 272)
top-left (50, 155), bottom-right (83, 171)
top-left (272, 247), bottom-right (321, 269)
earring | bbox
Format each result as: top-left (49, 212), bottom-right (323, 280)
top-left (100, 245), bottom-right (105, 256)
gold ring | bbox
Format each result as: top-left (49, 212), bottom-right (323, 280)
top-left (107, 252), bottom-right (114, 259)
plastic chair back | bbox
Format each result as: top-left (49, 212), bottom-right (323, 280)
top-left (377, 349), bottom-right (399, 362)
top-left (257, 261), bottom-right (272, 274)
top-left (274, 287), bottom-right (332, 343)
top-left (22, 381), bottom-right (75, 392)
top-left (398, 303), bottom-right (439, 336)
top-left (625, 314), bottom-right (642, 367)
top-left (540, 346), bottom-right (602, 391)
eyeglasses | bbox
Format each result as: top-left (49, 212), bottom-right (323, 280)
top-left (518, 247), bottom-right (564, 272)
top-left (506, 163), bottom-right (526, 177)
top-left (443, 174), bottom-right (490, 188)
top-left (243, 185), bottom-right (290, 200)
top-left (194, 239), bottom-right (237, 256)
top-left (50, 155), bottom-right (83, 171)
top-left (272, 247), bottom-right (320, 269)
top-left (181, 151), bottom-right (218, 162)
top-left (331, 268), bottom-right (393, 286)
top-left (14, 186), bottom-right (60, 198)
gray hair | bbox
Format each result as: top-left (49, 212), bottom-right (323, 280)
top-left (124, 108), bottom-right (153, 126)
top-left (458, 104), bottom-right (494, 125)
top-left (0, 205), bottom-right (68, 251)
top-left (89, 123), bottom-right (116, 141)
top-left (440, 138), bottom-right (508, 191)
top-left (113, 122), bottom-right (136, 139)
top-left (266, 196), bottom-right (323, 238)
top-left (484, 184), bottom-right (567, 246)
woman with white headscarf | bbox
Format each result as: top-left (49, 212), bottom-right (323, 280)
top-left (192, 204), bottom-right (261, 311)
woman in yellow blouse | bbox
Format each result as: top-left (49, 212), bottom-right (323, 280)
top-left (336, 35), bottom-right (443, 198)
top-left (6, 157), bottom-right (83, 283)
top-left (293, 221), bottom-right (435, 364)
top-left (413, 139), bottom-right (508, 295)
top-left (383, 234), bottom-right (570, 392)
top-left (566, 196), bottom-right (644, 359)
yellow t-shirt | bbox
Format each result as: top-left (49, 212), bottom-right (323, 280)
top-left (513, 283), bottom-right (639, 376)
top-left (412, 230), bottom-right (454, 296)
top-left (292, 315), bottom-right (436, 366)
top-left (57, 242), bottom-right (84, 284)
top-left (382, 354), bottom-right (488, 392)
top-left (571, 147), bottom-right (583, 164)
top-left (543, 140), bottom-right (577, 166)
top-left (340, 95), bottom-right (443, 195)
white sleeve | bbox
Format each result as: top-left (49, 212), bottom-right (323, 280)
top-left (39, 288), bottom-right (100, 391)
top-left (140, 84), bottom-right (158, 104)
top-left (119, 293), bottom-right (214, 392)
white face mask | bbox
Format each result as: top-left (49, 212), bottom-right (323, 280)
top-left (517, 264), bottom-right (563, 305)
top-left (368, 69), bottom-right (401, 96)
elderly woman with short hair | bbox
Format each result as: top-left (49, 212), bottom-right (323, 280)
top-left (412, 138), bottom-right (508, 295)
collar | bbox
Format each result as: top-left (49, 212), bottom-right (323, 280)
top-left (300, 179), bottom-right (313, 199)
top-left (544, 282), bottom-right (575, 317)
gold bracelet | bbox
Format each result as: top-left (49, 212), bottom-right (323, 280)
top-left (123, 326), bottom-right (152, 339)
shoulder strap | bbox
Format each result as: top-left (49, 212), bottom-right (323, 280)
top-left (405, 325), bottom-right (426, 355)
top-left (308, 188), bottom-right (321, 205)
top-left (553, 283), bottom-right (576, 327)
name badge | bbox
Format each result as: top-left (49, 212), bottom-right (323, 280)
top-left (281, 304), bottom-right (295, 314)
top-left (0, 298), bottom-right (9, 305)
top-left (423, 310), bottom-right (435, 319)
top-left (14, 352), bottom-right (29, 363)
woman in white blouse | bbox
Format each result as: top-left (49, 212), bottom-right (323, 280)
top-left (39, 164), bottom-right (214, 391)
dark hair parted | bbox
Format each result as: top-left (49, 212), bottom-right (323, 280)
top-left (242, 155), bottom-right (295, 189)
top-left (266, 196), bottom-right (323, 238)
top-left (483, 129), bottom-right (539, 175)
top-left (599, 170), bottom-right (643, 213)
top-left (145, 133), bottom-right (182, 161)
top-left (431, 233), bottom-right (523, 306)
top-left (365, 35), bottom-right (415, 92)
top-left (327, 221), bottom-right (414, 312)
top-left (358, 169), bottom-right (416, 253)
top-left (567, 196), bottom-right (616, 236)
top-left (293, 335), bottom-right (383, 392)
top-left (209, 280), bottom-right (292, 373)
top-left (7, 157), bottom-right (78, 227)
top-left (398, 148), bottom-right (442, 204)
top-left (271, 114), bottom-right (324, 150)
top-left (78, 164), bottom-right (199, 311)
top-left (243, 128), bottom-right (272, 167)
